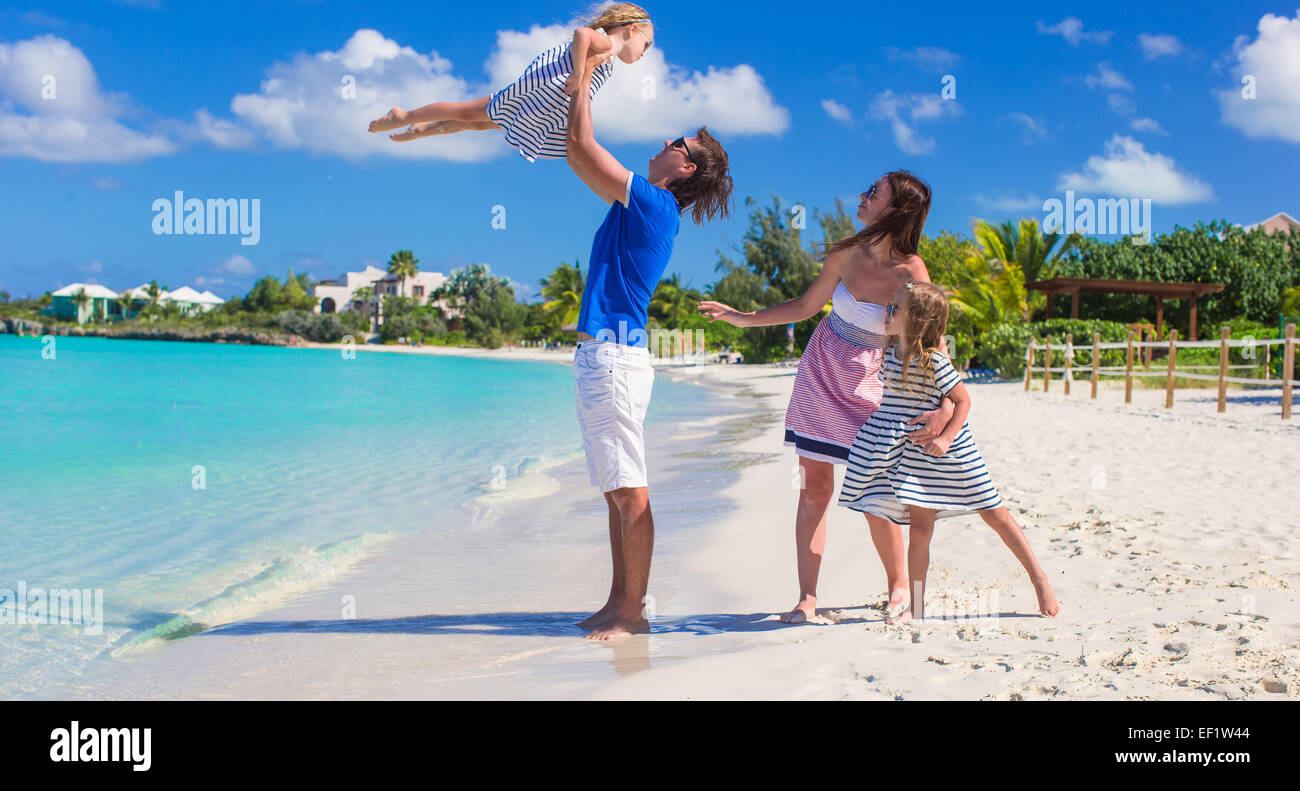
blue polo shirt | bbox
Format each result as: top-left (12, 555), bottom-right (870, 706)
top-left (577, 172), bottom-right (680, 347)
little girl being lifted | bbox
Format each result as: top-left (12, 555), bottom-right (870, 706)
top-left (367, 3), bottom-right (654, 162)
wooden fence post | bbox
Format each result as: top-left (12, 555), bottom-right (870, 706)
top-left (1025, 338), bottom-right (1035, 392)
top-left (1217, 325), bottom-right (1229, 413)
top-left (1091, 332), bottom-right (1100, 400)
top-left (1125, 331), bottom-right (1135, 404)
top-left (1165, 329), bottom-right (1178, 408)
top-left (1043, 339), bottom-right (1051, 393)
top-left (1284, 323), bottom-right (1295, 420)
top-left (1064, 334), bottom-right (1073, 396)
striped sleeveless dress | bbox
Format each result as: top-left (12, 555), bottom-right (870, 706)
top-left (838, 346), bottom-right (1003, 524)
top-left (784, 282), bottom-right (889, 464)
top-left (485, 29), bottom-right (617, 162)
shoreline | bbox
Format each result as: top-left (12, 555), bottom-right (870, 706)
top-left (22, 344), bottom-right (1300, 700)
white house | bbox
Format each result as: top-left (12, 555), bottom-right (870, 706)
top-left (312, 266), bottom-right (448, 321)
top-left (161, 286), bottom-right (223, 316)
top-left (312, 265), bottom-right (387, 314)
top-left (45, 283), bottom-right (120, 323)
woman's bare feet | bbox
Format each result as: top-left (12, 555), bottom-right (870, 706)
top-left (368, 107), bottom-right (409, 133)
top-left (1033, 575), bottom-right (1060, 617)
top-left (585, 615), bottom-right (649, 641)
top-left (883, 587), bottom-right (910, 619)
top-left (780, 595), bottom-right (817, 624)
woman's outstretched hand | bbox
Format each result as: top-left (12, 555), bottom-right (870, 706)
top-left (697, 301), bottom-right (751, 327)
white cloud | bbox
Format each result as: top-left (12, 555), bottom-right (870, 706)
top-left (78, 259), bottom-right (103, 273)
top-left (973, 193), bottom-right (1044, 212)
top-left (1130, 117), bottom-right (1167, 134)
top-left (89, 176), bottom-right (125, 191)
top-left (881, 46), bottom-right (961, 72)
top-left (821, 98), bottom-right (852, 123)
top-left (185, 109), bottom-right (256, 150)
top-left (870, 90), bottom-right (961, 155)
top-left (998, 112), bottom-right (1048, 143)
top-left (1056, 135), bottom-right (1213, 205)
top-left (194, 275), bottom-right (226, 288)
top-left (0, 35), bottom-right (176, 163)
top-left (1037, 18), bottom-right (1114, 46)
top-left (1138, 33), bottom-right (1183, 59)
top-left (1106, 93), bottom-right (1136, 115)
top-left (217, 255), bottom-right (256, 276)
top-left (1215, 10), bottom-right (1300, 144)
top-left (21, 11), bottom-right (66, 27)
top-left (229, 27), bottom-right (788, 162)
top-left (1085, 62), bottom-right (1133, 91)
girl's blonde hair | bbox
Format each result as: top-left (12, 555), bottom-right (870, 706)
top-left (584, 2), bottom-right (652, 30)
top-left (888, 280), bottom-right (950, 394)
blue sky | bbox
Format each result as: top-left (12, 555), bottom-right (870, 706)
top-left (1, 0), bottom-right (1297, 302)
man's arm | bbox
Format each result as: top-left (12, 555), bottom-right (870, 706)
top-left (566, 64), bottom-right (631, 206)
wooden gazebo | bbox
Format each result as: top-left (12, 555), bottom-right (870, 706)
top-left (1026, 277), bottom-right (1225, 340)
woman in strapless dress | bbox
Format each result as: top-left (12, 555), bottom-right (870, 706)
top-left (698, 171), bottom-right (955, 623)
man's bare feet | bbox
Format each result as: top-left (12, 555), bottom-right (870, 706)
top-left (1033, 576), bottom-right (1060, 617)
top-left (585, 616), bottom-right (649, 641)
top-left (368, 107), bottom-right (409, 133)
top-left (578, 598), bottom-right (620, 629)
top-left (780, 596), bottom-right (817, 624)
top-left (883, 587), bottom-right (910, 619)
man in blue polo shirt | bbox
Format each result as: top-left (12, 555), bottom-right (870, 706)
top-left (565, 66), bottom-right (734, 641)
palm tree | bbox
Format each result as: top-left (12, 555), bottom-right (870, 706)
top-left (387, 250), bottom-right (420, 298)
top-left (649, 273), bottom-right (700, 326)
top-left (71, 287), bottom-right (91, 324)
top-left (972, 218), bottom-right (1081, 319)
top-left (540, 260), bottom-right (584, 329)
top-left (115, 290), bottom-right (136, 322)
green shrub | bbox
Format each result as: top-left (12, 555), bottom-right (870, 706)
top-left (978, 319), bottom-right (1133, 379)
top-left (274, 310), bottom-right (351, 343)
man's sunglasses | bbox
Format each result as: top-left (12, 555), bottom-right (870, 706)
top-left (672, 136), bottom-right (698, 167)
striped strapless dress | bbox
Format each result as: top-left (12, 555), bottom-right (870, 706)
top-left (783, 282), bottom-right (889, 464)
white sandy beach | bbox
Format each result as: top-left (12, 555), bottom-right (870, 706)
top-left (50, 344), bottom-right (1300, 700)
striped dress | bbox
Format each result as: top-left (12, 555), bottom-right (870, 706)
top-left (485, 29), bottom-right (616, 162)
top-left (838, 346), bottom-right (1004, 525)
top-left (784, 282), bottom-right (889, 464)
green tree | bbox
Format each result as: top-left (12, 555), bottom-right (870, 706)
top-left (708, 195), bottom-right (851, 361)
top-left (387, 250), bottom-right (420, 298)
top-left (539, 260), bottom-right (584, 329)
top-left (649, 273), bottom-right (703, 327)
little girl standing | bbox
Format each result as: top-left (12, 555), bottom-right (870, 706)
top-left (367, 3), bottom-right (654, 162)
top-left (838, 280), bottom-right (1060, 624)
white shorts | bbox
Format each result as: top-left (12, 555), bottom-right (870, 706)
top-left (573, 339), bottom-right (655, 492)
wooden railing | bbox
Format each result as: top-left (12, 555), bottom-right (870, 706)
top-left (1024, 323), bottom-right (1297, 419)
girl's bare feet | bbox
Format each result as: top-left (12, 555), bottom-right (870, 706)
top-left (886, 606), bottom-right (914, 626)
top-left (368, 107), bottom-right (409, 133)
top-left (883, 587), bottom-right (910, 619)
top-left (1033, 576), bottom-right (1060, 616)
top-left (780, 596), bottom-right (817, 624)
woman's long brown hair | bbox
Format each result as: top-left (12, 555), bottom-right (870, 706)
top-left (823, 170), bottom-right (931, 259)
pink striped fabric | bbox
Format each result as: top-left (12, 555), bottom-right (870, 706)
top-left (784, 314), bottom-right (887, 465)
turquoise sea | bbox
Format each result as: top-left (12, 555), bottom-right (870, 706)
top-left (0, 334), bottom-right (730, 697)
